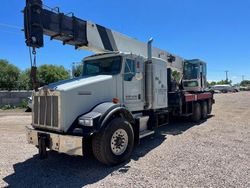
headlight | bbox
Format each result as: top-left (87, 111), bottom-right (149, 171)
top-left (78, 118), bottom-right (93, 127)
top-left (78, 112), bottom-right (101, 127)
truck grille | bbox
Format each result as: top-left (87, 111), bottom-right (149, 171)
top-left (33, 95), bottom-right (59, 128)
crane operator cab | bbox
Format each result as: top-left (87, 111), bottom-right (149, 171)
top-left (182, 59), bottom-right (207, 92)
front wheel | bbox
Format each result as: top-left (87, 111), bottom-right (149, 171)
top-left (92, 117), bottom-right (134, 165)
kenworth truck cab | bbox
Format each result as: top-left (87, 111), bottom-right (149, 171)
top-left (28, 52), bottom-right (171, 164)
top-left (24, 0), bottom-right (214, 165)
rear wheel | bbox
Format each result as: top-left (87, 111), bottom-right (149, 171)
top-left (191, 102), bottom-right (201, 122)
top-left (92, 117), bottom-right (134, 165)
top-left (201, 101), bottom-right (208, 119)
top-left (207, 99), bottom-right (212, 114)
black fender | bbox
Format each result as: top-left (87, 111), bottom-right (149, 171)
top-left (69, 102), bottom-right (139, 145)
top-left (93, 102), bottom-right (135, 130)
top-left (80, 102), bottom-right (139, 144)
top-left (94, 102), bottom-right (140, 145)
top-left (78, 102), bottom-right (135, 132)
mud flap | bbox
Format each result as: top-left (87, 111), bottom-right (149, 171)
top-left (38, 133), bottom-right (50, 159)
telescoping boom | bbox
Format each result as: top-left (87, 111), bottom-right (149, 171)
top-left (24, 0), bottom-right (183, 72)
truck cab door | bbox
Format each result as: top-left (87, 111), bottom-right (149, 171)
top-left (200, 63), bottom-right (207, 89)
top-left (123, 58), bottom-right (144, 111)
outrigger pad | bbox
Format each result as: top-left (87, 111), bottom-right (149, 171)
top-left (24, 0), bottom-right (88, 49)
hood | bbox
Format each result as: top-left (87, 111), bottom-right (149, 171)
top-left (47, 75), bottom-right (113, 91)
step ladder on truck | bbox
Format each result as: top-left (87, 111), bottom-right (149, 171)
top-left (24, 0), bottom-right (214, 165)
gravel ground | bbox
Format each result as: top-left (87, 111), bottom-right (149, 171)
top-left (0, 92), bottom-right (250, 187)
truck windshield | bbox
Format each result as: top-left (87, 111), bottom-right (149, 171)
top-left (82, 56), bottom-right (122, 76)
top-left (183, 62), bottom-right (199, 80)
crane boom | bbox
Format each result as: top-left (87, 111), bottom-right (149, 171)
top-left (23, 1), bottom-right (214, 165)
top-left (24, 0), bottom-right (183, 72)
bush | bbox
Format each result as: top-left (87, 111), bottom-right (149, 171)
top-left (19, 99), bottom-right (28, 108)
top-left (1, 104), bottom-right (15, 110)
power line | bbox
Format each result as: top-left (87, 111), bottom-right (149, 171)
top-left (0, 29), bottom-right (23, 35)
top-left (0, 22), bottom-right (23, 35)
top-left (0, 22), bottom-right (22, 30)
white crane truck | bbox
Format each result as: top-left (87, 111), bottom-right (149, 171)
top-left (24, 0), bottom-right (214, 165)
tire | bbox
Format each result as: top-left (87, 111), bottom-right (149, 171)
top-left (207, 99), bottom-right (212, 114)
top-left (92, 117), bottom-right (134, 166)
top-left (222, 90), bottom-right (227, 93)
top-left (191, 102), bottom-right (201, 122)
top-left (25, 107), bottom-right (32, 112)
top-left (82, 137), bottom-right (94, 157)
top-left (201, 101), bottom-right (208, 119)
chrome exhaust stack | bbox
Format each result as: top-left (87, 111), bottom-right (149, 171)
top-left (145, 38), bottom-right (154, 109)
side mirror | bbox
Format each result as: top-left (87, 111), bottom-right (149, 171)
top-left (124, 72), bottom-right (135, 81)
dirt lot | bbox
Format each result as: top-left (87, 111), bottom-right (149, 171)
top-left (0, 92), bottom-right (249, 187)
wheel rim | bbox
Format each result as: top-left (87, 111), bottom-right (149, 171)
top-left (110, 129), bottom-right (128, 155)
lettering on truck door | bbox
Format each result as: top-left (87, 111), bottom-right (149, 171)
top-left (123, 58), bottom-right (144, 111)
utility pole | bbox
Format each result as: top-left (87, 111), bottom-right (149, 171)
top-left (242, 75), bottom-right (245, 81)
top-left (225, 71), bottom-right (229, 82)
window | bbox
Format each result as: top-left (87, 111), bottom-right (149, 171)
top-left (124, 59), bottom-right (136, 81)
top-left (84, 63), bottom-right (100, 75)
top-left (183, 62), bottom-right (199, 80)
top-left (82, 56), bottom-right (121, 76)
top-left (183, 81), bottom-right (199, 87)
top-left (202, 63), bottom-right (207, 76)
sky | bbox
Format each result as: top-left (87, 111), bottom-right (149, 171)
top-left (0, 0), bottom-right (250, 84)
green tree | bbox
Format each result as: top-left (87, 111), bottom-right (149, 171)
top-left (0, 59), bottom-right (20, 90)
top-left (18, 69), bottom-right (32, 90)
top-left (172, 70), bottom-right (181, 82)
top-left (209, 81), bottom-right (217, 86)
top-left (72, 62), bottom-right (83, 78)
top-left (240, 80), bottom-right (250, 86)
top-left (216, 79), bottom-right (232, 85)
top-left (208, 80), bottom-right (232, 87)
top-left (37, 64), bottom-right (70, 86)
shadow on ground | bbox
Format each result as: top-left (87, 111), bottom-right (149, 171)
top-left (3, 116), bottom-right (212, 187)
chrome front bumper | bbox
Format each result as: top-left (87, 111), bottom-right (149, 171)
top-left (26, 125), bottom-right (83, 156)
